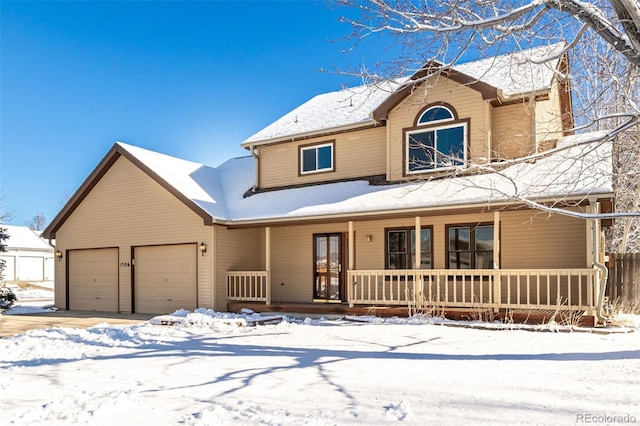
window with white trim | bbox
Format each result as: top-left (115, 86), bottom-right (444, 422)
top-left (405, 105), bottom-right (468, 173)
top-left (300, 142), bottom-right (334, 174)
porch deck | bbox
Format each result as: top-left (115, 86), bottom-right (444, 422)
top-left (227, 301), bottom-right (409, 318)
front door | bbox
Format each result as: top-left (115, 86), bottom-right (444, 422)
top-left (313, 233), bottom-right (343, 301)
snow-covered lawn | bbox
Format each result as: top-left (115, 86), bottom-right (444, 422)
top-left (1, 281), bottom-right (54, 311)
top-left (1, 309), bottom-right (639, 425)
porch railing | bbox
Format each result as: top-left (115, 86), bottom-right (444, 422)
top-left (347, 269), bottom-right (600, 311)
top-left (226, 268), bottom-right (601, 312)
top-left (227, 271), bottom-right (269, 302)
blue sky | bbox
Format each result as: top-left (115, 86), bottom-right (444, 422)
top-left (0, 0), bottom-right (395, 227)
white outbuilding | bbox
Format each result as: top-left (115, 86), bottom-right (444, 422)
top-left (1, 225), bottom-right (54, 283)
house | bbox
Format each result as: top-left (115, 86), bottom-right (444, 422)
top-left (0, 225), bottom-right (54, 283)
top-left (41, 44), bottom-right (615, 323)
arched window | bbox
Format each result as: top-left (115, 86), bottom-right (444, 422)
top-left (418, 106), bottom-right (454, 124)
top-left (406, 104), bottom-right (467, 173)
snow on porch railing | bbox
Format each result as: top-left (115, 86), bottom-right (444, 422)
top-left (227, 271), bottom-right (269, 302)
top-left (347, 269), bottom-right (600, 311)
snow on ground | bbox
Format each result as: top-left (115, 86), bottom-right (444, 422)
top-left (2, 281), bottom-right (55, 311)
top-left (1, 308), bottom-right (639, 425)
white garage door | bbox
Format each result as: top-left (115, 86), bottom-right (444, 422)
top-left (69, 248), bottom-right (119, 311)
top-left (134, 244), bottom-right (197, 314)
top-left (18, 256), bottom-right (45, 281)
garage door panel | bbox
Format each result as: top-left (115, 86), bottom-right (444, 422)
top-left (69, 248), bottom-right (118, 312)
top-left (134, 244), bottom-right (197, 314)
top-left (18, 257), bottom-right (45, 281)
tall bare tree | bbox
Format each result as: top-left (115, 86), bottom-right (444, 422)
top-left (27, 211), bottom-right (47, 232)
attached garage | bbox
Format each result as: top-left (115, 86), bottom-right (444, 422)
top-left (133, 243), bottom-right (197, 314)
top-left (68, 248), bottom-right (119, 311)
top-left (42, 144), bottom-right (216, 313)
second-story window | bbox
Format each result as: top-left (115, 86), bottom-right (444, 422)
top-left (300, 141), bottom-right (334, 174)
top-left (405, 105), bottom-right (468, 174)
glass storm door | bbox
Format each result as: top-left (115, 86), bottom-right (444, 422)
top-left (314, 234), bottom-right (343, 301)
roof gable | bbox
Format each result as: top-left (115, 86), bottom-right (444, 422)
top-left (41, 143), bottom-right (222, 239)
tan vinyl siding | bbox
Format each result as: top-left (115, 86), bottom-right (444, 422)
top-left (387, 76), bottom-right (489, 181)
top-left (258, 126), bottom-right (386, 189)
top-left (534, 82), bottom-right (564, 149)
top-left (353, 210), bottom-right (587, 270)
top-left (214, 226), bottom-right (263, 311)
top-left (500, 209), bottom-right (587, 268)
top-left (54, 157), bottom-right (213, 313)
top-left (492, 102), bottom-right (534, 159)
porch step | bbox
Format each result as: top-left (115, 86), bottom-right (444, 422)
top-left (227, 301), bottom-right (596, 326)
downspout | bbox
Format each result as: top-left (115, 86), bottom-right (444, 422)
top-left (249, 145), bottom-right (260, 191)
top-left (590, 199), bottom-right (611, 325)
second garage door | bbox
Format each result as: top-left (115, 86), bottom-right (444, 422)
top-left (69, 248), bottom-right (119, 311)
top-left (133, 244), bottom-right (197, 314)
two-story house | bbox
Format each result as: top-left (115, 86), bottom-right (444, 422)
top-left (42, 44), bottom-right (614, 324)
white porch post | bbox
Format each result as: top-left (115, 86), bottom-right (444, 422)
top-left (493, 211), bottom-right (500, 269)
top-left (493, 210), bottom-right (501, 310)
top-left (348, 220), bottom-right (354, 307)
top-left (265, 226), bottom-right (271, 305)
top-left (415, 216), bottom-right (421, 269)
top-left (348, 221), bottom-right (355, 270)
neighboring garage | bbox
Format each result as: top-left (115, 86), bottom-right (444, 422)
top-left (0, 225), bottom-right (54, 282)
top-left (68, 248), bottom-right (119, 312)
top-left (133, 243), bottom-right (197, 314)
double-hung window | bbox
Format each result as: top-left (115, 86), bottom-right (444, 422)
top-left (300, 142), bottom-right (334, 174)
top-left (386, 227), bottom-right (433, 269)
top-left (405, 105), bottom-right (468, 174)
top-left (447, 224), bottom-right (494, 269)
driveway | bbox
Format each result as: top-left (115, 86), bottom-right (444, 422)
top-left (0, 311), bottom-right (154, 338)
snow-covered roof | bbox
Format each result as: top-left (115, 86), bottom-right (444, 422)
top-left (114, 143), bottom-right (230, 220)
top-left (242, 80), bottom-right (401, 145)
top-left (112, 135), bottom-right (611, 226)
top-left (243, 44), bottom-right (565, 146)
top-left (2, 225), bottom-right (53, 251)
top-left (454, 43), bottom-right (564, 98)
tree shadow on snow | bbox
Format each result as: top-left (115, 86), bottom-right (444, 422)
top-left (3, 329), bottom-right (639, 404)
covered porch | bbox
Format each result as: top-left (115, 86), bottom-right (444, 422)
top-left (224, 205), bottom-right (608, 324)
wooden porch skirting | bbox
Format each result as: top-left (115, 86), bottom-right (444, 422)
top-left (227, 301), bottom-right (596, 326)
